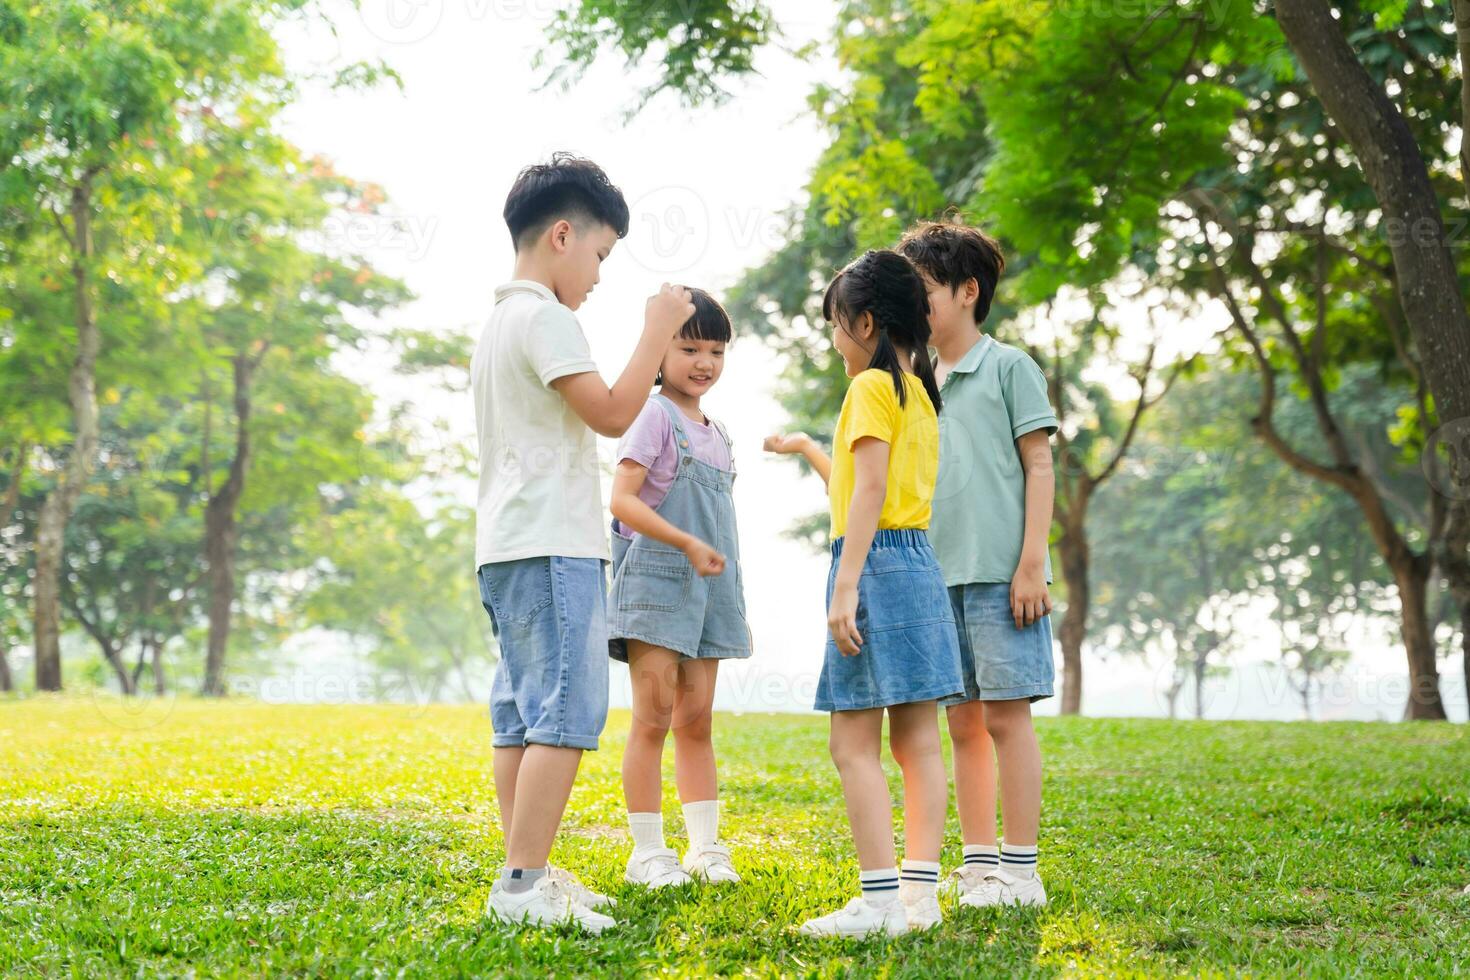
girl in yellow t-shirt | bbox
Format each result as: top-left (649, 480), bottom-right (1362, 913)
top-left (764, 249), bottom-right (964, 937)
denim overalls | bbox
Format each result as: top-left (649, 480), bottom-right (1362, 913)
top-left (608, 394), bottom-right (752, 662)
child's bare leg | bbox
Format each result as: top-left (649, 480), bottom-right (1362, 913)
top-left (493, 746), bottom-right (525, 839)
top-left (946, 700), bottom-right (999, 845)
top-left (828, 707), bottom-right (895, 869)
top-left (504, 745), bottom-right (584, 867)
top-left (886, 700), bottom-right (946, 862)
top-left (671, 659), bottom-right (719, 803)
top-left (983, 698), bottom-right (1041, 845)
top-left (623, 641), bottom-right (680, 813)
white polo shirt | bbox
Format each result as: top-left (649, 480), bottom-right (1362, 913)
top-left (472, 279), bottom-right (608, 567)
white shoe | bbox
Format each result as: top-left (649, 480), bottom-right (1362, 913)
top-left (938, 863), bottom-right (993, 899)
top-left (683, 843), bottom-right (740, 883)
top-left (625, 846), bottom-right (694, 888)
top-left (484, 876), bottom-right (617, 933)
top-left (547, 864), bottom-right (615, 909)
top-left (798, 896), bottom-right (909, 937)
top-left (899, 884), bottom-right (942, 931)
top-left (958, 868), bottom-right (1047, 908)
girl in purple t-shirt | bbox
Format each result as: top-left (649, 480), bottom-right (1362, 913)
top-left (607, 288), bottom-right (751, 890)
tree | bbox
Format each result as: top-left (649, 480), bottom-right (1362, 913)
top-left (0, 0), bottom-right (309, 690)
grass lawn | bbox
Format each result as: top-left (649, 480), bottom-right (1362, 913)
top-left (0, 697), bottom-right (1467, 977)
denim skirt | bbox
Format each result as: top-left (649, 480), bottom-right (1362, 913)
top-left (814, 528), bottom-right (965, 712)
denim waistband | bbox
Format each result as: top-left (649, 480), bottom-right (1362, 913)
top-left (830, 527), bottom-right (931, 558)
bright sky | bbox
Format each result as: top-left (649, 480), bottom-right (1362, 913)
top-left (269, 1), bottom-right (1466, 722)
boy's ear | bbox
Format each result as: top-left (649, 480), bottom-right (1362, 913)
top-left (547, 218), bottom-right (575, 254)
top-left (960, 277), bottom-right (980, 308)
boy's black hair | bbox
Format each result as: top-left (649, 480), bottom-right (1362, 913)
top-left (503, 152), bottom-right (630, 252)
top-left (896, 218), bottom-right (1006, 326)
top-left (821, 249), bottom-right (942, 413)
top-left (655, 287), bottom-right (732, 386)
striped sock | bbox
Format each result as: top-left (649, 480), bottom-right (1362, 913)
top-left (1000, 842), bottom-right (1038, 879)
top-left (859, 867), bottom-right (900, 903)
top-left (963, 843), bottom-right (1001, 873)
top-left (900, 859), bottom-right (941, 896)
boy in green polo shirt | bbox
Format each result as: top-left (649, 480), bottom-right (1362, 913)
top-left (898, 220), bottom-right (1058, 909)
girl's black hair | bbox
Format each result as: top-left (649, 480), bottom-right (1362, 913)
top-left (821, 249), bottom-right (942, 413)
top-left (655, 287), bottom-right (732, 386)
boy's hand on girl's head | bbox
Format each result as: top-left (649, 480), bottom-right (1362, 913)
top-left (1009, 565), bottom-right (1052, 630)
top-left (762, 432), bottom-right (811, 456)
top-left (645, 283), bottom-right (695, 337)
top-left (828, 581), bottom-right (864, 656)
top-left (683, 537), bottom-right (727, 577)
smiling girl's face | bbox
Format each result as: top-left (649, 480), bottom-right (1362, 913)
top-left (660, 335), bottom-right (726, 398)
top-left (831, 310), bottom-right (875, 378)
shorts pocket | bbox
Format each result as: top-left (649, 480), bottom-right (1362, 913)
top-left (483, 559), bottom-right (554, 630)
top-left (618, 548), bottom-right (692, 613)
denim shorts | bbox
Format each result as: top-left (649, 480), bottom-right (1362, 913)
top-left (944, 582), bottom-right (1056, 703)
top-left (814, 529), bottom-right (965, 712)
top-left (477, 557), bottom-right (609, 751)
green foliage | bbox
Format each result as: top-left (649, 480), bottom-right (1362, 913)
top-left (538, 0), bottom-right (777, 111)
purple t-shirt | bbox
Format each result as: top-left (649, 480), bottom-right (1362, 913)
top-left (613, 399), bottom-right (732, 539)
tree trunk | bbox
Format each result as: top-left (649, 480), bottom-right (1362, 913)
top-left (1276, 0), bottom-right (1470, 428)
top-left (32, 177), bottom-right (101, 692)
top-left (0, 640), bottom-right (11, 693)
top-left (151, 638), bottom-right (166, 695)
top-left (201, 353), bottom-right (255, 697)
top-left (1390, 556), bottom-right (1447, 721)
top-left (1056, 504), bottom-right (1090, 716)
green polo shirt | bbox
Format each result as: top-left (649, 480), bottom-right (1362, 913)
top-left (928, 335), bottom-right (1058, 587)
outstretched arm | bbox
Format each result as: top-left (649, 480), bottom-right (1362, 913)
top-left (763, 432), bottom-right (833, 487)
top-left (552, 284), bottom-right (693, 438)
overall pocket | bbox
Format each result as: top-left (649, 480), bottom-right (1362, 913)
top-left (618, 546), bottom-right (692, 612)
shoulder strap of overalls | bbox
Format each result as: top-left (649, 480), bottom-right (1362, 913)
top-left (709, 418), bottom-right (735, 474)
top-left (650, 394), bottom-right (692, 457)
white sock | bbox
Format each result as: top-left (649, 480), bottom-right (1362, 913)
top-left (963, 842), bottom-right (1001, 872)
top-left (682, 799), bottom-right (720, 849)
top-left (900, 858), bottom-right (940, 897)
top-left (1000, 842), bottom-right (1038, 879)
top-left (628, 811), bottom-right (664, 853)
top-left (859, 867), bottom-right (900, 904)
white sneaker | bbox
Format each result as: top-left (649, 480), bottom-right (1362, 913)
top-left (938, 864), bottom-right (992, 899)
top-left (899, 884), bottom-right (942, 931)
top-left (958, 867), bottom-right (1047, 908)
top-left (624, 846), bottom-right (694, 888)
top-left (798, 896), bottom-right (909, 937)
top-left (683, 843), bottom-right (740, 883)
top-left (547, 864), bottom-right (615, 909)
top-left (484, 876), bottom-right (617, 933)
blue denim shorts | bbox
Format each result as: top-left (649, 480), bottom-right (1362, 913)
top-left (944, 583), bottom-right (1055, 703)
top-left (477, 557), bottom-right (610, 751)
top-left (814, 529), bottom-right (965, 712)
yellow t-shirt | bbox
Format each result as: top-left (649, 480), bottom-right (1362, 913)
top-left (829, 369), bottom-right (940, 539)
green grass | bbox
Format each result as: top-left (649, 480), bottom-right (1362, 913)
top-left (1, 697), bottom-right (1467, 977)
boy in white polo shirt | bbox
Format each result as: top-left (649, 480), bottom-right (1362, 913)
top-left (477, 153), bottom-right (693, 932)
